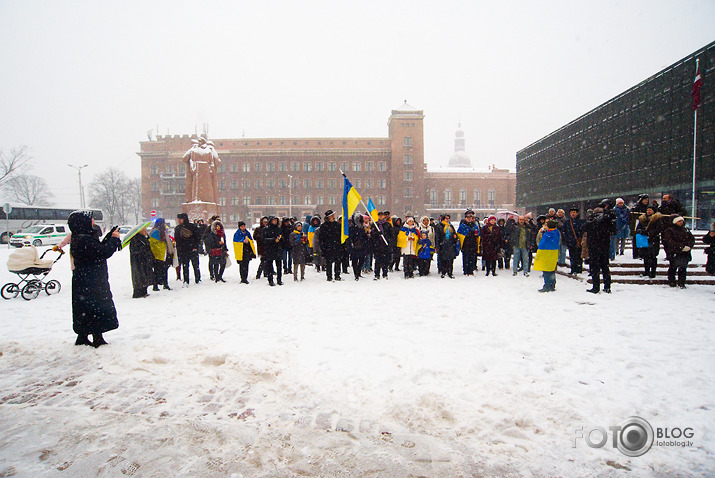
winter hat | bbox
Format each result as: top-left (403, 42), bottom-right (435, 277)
top-left (547, 219), bottom-right (559, 229)
top-left (68, 210), bottom-right (93, 235)
top-left (616, 198), bottom-right (625, 205)
top-left (465, 209), bottom-right (475, 217)
top-left (673, 216), bottom-right (685, 225)
top-left (324, 210), bottom-right (335, 218)
top-left (569, 207), bottom-right (579, 213)
top-left (237, 221), bottom-right (246, 228)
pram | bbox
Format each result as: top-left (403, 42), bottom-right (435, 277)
top-left (2, 246), bottom-right (64, 300)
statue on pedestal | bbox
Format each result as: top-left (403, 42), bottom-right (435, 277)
top-left (181, 136), bottom-right (221, 221)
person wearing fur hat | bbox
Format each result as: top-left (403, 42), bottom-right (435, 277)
top-left (205, 219), bottom-right (228, 282)
top-left (611, 198), bottom-right (631, 259)
top-left (233, 221), bottom-right (256, 284)
top-left (68, 210), bottom-right (121, 347)
top-left (583, 207), bottom-right (616, 293)
top-left (398, 215), bottom-right (420, 278)
top-left (635, 205), bottom-right (663, 279)
top-left (318, 210), bottom-right (342, 281)
top-left (175, 212), bottom-right (201, 286)
top-left (480, 216), bottom-right (502, 276)
top-left (289, 221), bottom-right (308, 281)
top-left (662, 216), bottom-right (695, 288)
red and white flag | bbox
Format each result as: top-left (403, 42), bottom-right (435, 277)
top-left (692, 60), bottom-right (703, 111)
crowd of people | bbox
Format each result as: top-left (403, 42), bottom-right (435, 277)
top-left (63, 193), bottom-right (714, 346)
top-left (122, 193), bottom-right (713, 296)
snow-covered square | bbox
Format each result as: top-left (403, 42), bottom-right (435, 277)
top-left (0, 240), bottom-right (713, 477)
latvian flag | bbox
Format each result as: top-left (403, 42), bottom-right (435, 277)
top-left (692, 60), bottom-right (703, 111)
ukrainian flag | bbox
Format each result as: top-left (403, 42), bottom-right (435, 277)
top-left (532, 228), bottom-right (560, 272)
top-left (367, 198), bottom-right (378, 223)
top-left (341, 175), bottom-right (362, 243)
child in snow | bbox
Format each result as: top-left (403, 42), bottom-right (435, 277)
top-left (417, 231), bottom-right (433, 276)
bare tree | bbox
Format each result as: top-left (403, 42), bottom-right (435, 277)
top-left (127, 178), bottom-right (143, 223)
top-left (89, 168), bottom-right (130, 225)
top-left (9, 174), bottom-right (55, 206)
top-left (0, 146), bottom-right (31, 191)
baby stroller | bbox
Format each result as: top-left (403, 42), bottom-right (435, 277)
top-left (2, 246), bottom-right (64, 300)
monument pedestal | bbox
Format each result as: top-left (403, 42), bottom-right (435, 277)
top-left (182, 201), bottom-right (220, 222)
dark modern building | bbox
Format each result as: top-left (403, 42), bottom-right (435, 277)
top-left (516, 41), bottom-right (714, 228)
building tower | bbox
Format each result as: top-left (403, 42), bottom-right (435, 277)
top-left (387, 101), bottom-right (425, 216)
top-left (448, 123), bottom-right (472, 168)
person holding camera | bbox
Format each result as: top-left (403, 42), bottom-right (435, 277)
top-left (68, 210), bottom-right (121, 347)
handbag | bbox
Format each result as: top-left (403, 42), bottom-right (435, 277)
top-left (635, 233), bottom-right (649, 248)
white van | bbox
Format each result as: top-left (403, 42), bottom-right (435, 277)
top-left (9, 224), bottom-right (70, 248)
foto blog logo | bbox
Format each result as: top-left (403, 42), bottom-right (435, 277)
top-left (574, 416), bottom-right (654, 457)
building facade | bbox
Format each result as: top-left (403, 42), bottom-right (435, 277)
top-left (139, 103), bottom-right (516, 224)
top-left (516, 41), bottom-right (714, 228)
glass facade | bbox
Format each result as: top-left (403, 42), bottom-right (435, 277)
top-left (516, 41), bottom-right (714, 228)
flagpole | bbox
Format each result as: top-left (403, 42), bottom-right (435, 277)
top-left (691, 58), bottom-right (700, 231)
top-left (360, 198), bottom-right (389, 245)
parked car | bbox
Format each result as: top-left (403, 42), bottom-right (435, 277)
top-left (9, 224), bottom-right (70, 248)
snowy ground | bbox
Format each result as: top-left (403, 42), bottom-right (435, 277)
top-left (0, 236), bottom-right (713, 477)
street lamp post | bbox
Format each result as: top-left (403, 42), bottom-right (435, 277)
top-left (288, 174), bottom-right (293, 218)
top-left (68, 164), bottom-right (89, 208)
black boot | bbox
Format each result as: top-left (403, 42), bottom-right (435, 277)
top-left (91, 333), bottom-right (108, 348)
top-left (75, 334), bottom-right (91, 346)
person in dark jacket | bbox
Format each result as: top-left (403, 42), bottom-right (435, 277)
top-left (129, 227), bottom-right (154, 298)
top-left (583, 207), bottom-right (616, 293)
top-left (175, 213), bottom-right (201, 286)
top-left (630, 194), bottom-right (651, 259)
top-left (390, 217), bottom-right (403, 271)
top-left (704, 221), bottom-right (715, 277)
top-left (254, 216), bottom-right (269, 279)
top-left (348, 213), bottom-right (368, 281)
top-left (634, 207), bottom-right (663, 278)
top-left (371, 211), bottom-right (393, 280)
top-left (206, 219), bottom-right (228, 282)
top-left (497, 218), bottom-right (511, 270)
top-left (195, 219), bottom-right (208, 255)
top-left (560, 208), bottom-right (584, 275)
top-left (289, 222), bottom-right (308, 281)
top-left (480, 216), bottom-right (502, 276)
top-left (318, 210), bottom-right (342, 281)
top-left (435, 215), bottom-right (458, 278)
top-left (233, 221), bottom-right (255, 284)
top-left (659, 194), bottom-right (688, 217)
top-left (281, 217), bottom-right (294, 274)
top-left (261, 216), bottom-right (284, 286)
top-left (457, 210), bottom-right (480, 275)
top-left (69, 210), bottom-right (121, 347)
top-left (662, 216), bottom-right (696, 288)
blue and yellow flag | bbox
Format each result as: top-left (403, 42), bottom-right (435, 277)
top-left (367, 198), bottom-right (378, 223)
top-left (341, 175), bottom-right (362, 243)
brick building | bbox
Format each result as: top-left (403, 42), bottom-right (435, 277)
top-left (138, 103), bottom-right (516, 224)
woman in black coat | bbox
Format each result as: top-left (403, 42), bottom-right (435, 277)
top-left (129, 228), bottom-right (154, 298)
top-left (69, 211), bottom-right (121, 347)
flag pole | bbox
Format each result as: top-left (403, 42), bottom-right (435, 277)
top-left (691, 58), bottom-right (700, 230)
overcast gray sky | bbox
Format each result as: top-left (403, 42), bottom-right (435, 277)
top-left (0, 0), bottom-right (713, 207)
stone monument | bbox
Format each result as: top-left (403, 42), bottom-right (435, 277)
top-left (182, 136), bottom-right (221, 221)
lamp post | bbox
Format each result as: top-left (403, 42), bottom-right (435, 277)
top-left (68, 164), bottom-right (89, 208)
top-left (288, 174), bottom-right (293, 218)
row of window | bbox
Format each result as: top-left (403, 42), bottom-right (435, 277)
top-left (150, 195), bottom-right (391, 210)
top-left (150, 161), bottom-right (390, 176)
top-left (427, 188), bottom-right (496, 206)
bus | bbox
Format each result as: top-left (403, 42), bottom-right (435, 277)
top-left (0, 205), bottom-right (105, 243)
